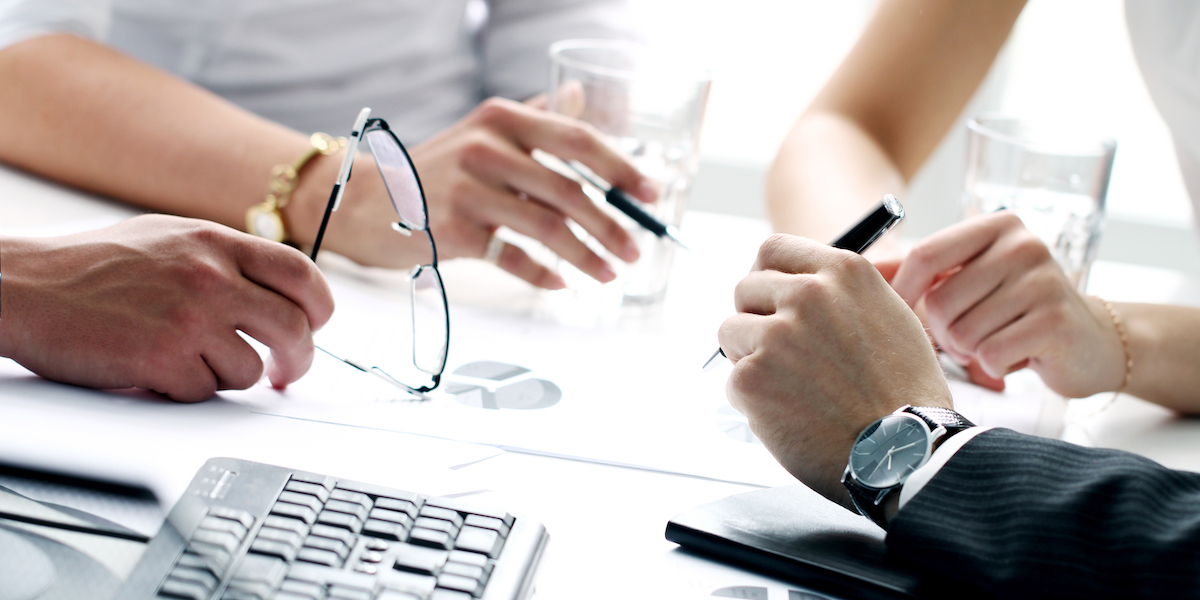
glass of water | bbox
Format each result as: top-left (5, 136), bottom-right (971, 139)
top-left (963, 116), bottom-right (1117, 292)
top-left (547, 39), bottom-right (711, 306)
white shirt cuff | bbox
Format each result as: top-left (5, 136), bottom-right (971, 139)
top-left (897, 426), bottom-right (993, 509)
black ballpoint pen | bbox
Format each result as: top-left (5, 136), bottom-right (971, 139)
top-left (702, 194), bottom-right (905, 372)
top-left (562, 161), bottom-right (689, 250)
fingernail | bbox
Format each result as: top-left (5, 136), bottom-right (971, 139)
top-left (547, 274), bottom-right (567, 290)
top-left (597, 263), bottom-right (617, 283)
top-left (636, 180), bottom-right (659, 202)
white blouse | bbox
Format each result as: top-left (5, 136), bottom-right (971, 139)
top-left (1126, 0), bottom-right (1200, 230)
top-left (0, 0), bottom-right (632, 143)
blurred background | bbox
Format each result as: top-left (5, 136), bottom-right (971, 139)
top-left (629, 0), bottom-right (1200, 275)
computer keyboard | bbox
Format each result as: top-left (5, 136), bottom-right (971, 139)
top-left (115, 458), bottom-right (547, 600)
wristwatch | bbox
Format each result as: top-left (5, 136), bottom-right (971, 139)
top-left (841, 405), bottom-right (974, 529)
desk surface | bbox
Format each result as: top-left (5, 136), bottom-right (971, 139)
top-left (2, 162), bottom-right (1200, 600)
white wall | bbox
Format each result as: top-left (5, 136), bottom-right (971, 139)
top-left (631, 0), bottom-right (1200, 275)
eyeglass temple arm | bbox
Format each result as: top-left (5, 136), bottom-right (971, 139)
top-left (309, 108), bottom-right (372, 262)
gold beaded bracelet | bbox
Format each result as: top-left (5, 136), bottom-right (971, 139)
top-left (1095, 296), bottom-right (1133, 402)
top-left (246, 132), bottom-right (347, 243)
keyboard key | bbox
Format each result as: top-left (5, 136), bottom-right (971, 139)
top-left (264, 515), bottom-right (311, 538)
top-left (441, 562), bottom-right (485, 581)
top-left (361, 551), bottom-right (385, 564)
top-left (192, 529), bottom-right (242, 555)
top-left (255, 527), bottom-right (304, 549)
top-left (303, 534), bottom-right (350, 559)
top-left (272, 593), bottom-right (315, 600)
top-left (415, 517), bottom-right (460, 538)
top-left (331, 489), bottom-right (373, 511)
top-left (447, 551), bottom-right (488, 569)
top-left (365, 539), bottom-right (390, 552)
top-left (371, 508), bottom-right (415, 526)
top-left (418, 507), bottom-right (463, 529)
top-left (326, 498), bottom-right (370, 522)
top-left (392, 544), bottom-right (448, 575)
top-left (437, 573), bottom-right (483, 597)
top-left (375, 497), bottom-right (419, 519)
top-left (279, 578), bottom-right (323, 599)
top-left (297, 547), bottom-right (342, 568)
top-left (378, 591), bottom-right (422, 600)
top-left (379, 570), bottom-right (437, 598)
top-left (454, 527), bottom-right (503, 558)
top-left (289, 473), bottom-right (335, 490)
top-left (354, 563), bottom-right (378, 575)
top-left (288, 562), bottom-right (377, 589)
top-left (463, 514), bottom-right (510, 538)
top-left (327, 584), bottom-right (374, 600)
top-left (175, 551), bottom-right (221, 581)
top-left (159, 576), bottom-right (210, 600)
top-left (207, 506), bottom-right (256, 530)
top-left (200, 515), bottom-right (249, 540)
top-left (285, 481), bottom-right (332, 503)
top-left (309, 524), bottom-right (357, 547)
top-left (167, 565), bottom-right (219, 592)
top-left (426, 500), bottom-right (512, 529)
top-left (278, 491), bottom-right (325, 514)
top-left (362, 519), bottom-right (407, 541)
top-left (270, 502), bottom-right (318, 525)
top-left (317, 510), bottom-right (364, 534)
top-left (408, 527), bottom-right (453, 550)
top-left (249, 538), bottom-right (299, 563)
top-left (230, 553), bottom-right (287, 588)
top-left (188, 540), bottom-right (234, 571)
top-left (430, 589), bottom-right (473, 600)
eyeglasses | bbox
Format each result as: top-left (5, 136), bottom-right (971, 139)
top-left (310, 107), bottom-right (449, 397)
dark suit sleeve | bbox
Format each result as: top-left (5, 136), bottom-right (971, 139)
top-left (887, 428), bottom-right (1200, 599)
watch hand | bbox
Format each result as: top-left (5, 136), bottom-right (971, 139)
top-left (892, 442), bottom-right (918, 452)
top-left (869, 449), bottom-right (892, 477)
top-left (886, 450), bottom-right (893, 470)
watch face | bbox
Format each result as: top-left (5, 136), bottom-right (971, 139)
top-left (849, 414), bottom-right (932, 489)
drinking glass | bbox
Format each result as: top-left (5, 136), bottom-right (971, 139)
top-left (547, 39), bottom-right (711, 305)
top-left (963, 116), bottom-right (1117, 292)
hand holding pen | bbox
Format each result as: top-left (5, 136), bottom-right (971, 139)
top-left (703, 195), bottom-right (905, 371)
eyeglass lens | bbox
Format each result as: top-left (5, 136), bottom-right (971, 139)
top-left (365, 129), bottom-right (428, 231)
top-left (411, 265), bottom-right (448, 376)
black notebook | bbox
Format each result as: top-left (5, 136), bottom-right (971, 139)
top-left (666, 485), bottom-right (982, 600)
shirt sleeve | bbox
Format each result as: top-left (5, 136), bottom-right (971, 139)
top-left (897, 426), bottom-right (991, 509)
top-left (0, 0), bottom-right (112, 52)
top-left (479, 0), bottom-right (639, 101)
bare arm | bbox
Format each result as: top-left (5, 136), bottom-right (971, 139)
top-left (1119, 303), bottom-right (1200, 413)
top-left (768, 0), bottom-right (1027, 244)
top-left (0, 33), bottom-right (657, 289)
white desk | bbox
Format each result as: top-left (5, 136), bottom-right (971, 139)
top-left (2, 161), bottom-right (1199, 600)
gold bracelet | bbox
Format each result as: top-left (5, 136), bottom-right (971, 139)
top-left (246, 132), bottom-right (347, 243)
top-left (1096, 296), bottom-right (1133, 399)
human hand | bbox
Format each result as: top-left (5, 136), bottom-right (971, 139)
top-left (889, 211), bottom-right (1126, 398)
top-left (312, 97), bottom-right (657, 290)
top-left (718, 234), bottom-right (952, 508)
top-left (0, 215), bottom-right (334, 402)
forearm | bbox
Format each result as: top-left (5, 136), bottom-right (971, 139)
top-left (1118, 303), bottom-right (1200, 412)
top-left (0, 34), bottom-right (335, 242)
top-left (766, 112), bottom-right (905, 247)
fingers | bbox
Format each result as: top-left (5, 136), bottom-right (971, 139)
top-left (891, 211), bottom-right (1027, 306)
top-left (717, 313), bottom-right (766, 362)
top-left (472, 98), bottom-right (658, 203)
top-left (464, 135), bottom-right (639, 262)
top-left (469, 182), bottom-right (620, 283)
top-left (231, 234), bottom-right (335, 332)
top-left (751, 233), bottom-right (844, 274)
top-left (228, 280), bottom-right (316, 389)
top-left (200, 331), bottom-right (267, 391)
top-left (490, 240), bottom-right (567, 290)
